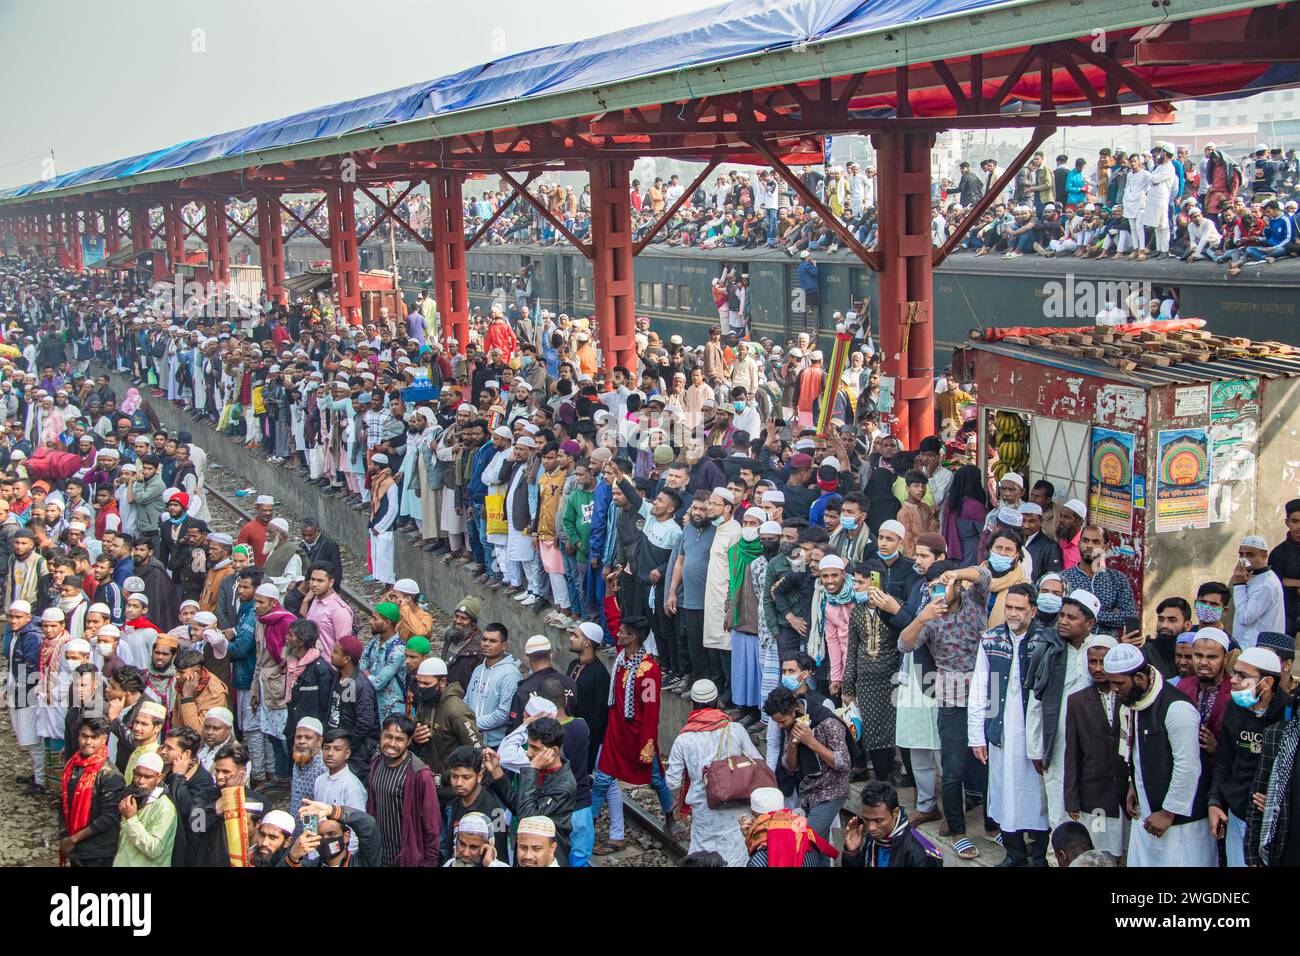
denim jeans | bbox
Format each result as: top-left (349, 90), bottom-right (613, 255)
top-left (591, 746), bottom-right (673, 842)
top-left (1244, 242), bottom-right (1290, 261)
top-left (937, 703), bottom-right (972, 836)
top-left (765, 207), bottom-right (778, 245)
top-left (569, 805), bottom-right (595, 866)
top-left (562, 549), bottom-right (586, 618)
top-left (466, 504), bottom-right (486, 567)
top-left (472, 510), bottom-right (498, 578)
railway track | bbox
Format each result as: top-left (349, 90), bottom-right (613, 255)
top-left (204, 476), bottom-right (690, 865)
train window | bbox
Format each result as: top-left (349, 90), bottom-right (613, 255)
top-left (665, 283), bottom-right (675, 309)
top-left (652, 283), bottom-right (664, 309)
top-left (638, 282), bottom-right (651, 306)
top-left (578, 277), bottom-right (589, 300)
top-left (678, 285), bottom-right (691, 310)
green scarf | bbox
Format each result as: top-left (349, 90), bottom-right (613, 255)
top-left (727, 536), bottom-right (764, 627)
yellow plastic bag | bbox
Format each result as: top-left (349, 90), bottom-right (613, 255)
top-left (485, 493), bottom-right (508, 537)
top-left (251, 385), bottom-right (266, 415)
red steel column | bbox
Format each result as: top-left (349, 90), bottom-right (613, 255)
top-left (163, 200), bottom-right (186, 274)
top-left (870, 131), bottom-right (936, 446)
top-left (105, 208), bottom-right (122, 255)
top-left (40, 211), bottom-right (56, 260)
top-left (588, 158), bottom-right (636, 371)
top-left (204, 198), bottom-right (230, 285)
top-left (54, 210), bottom-right (72, 269)
top-left (255, 194), bottom-right (286, 305)
top-left (326, 185), bottom-right (362, 325)
top-left (429, 172), bottom-right (469, 353)
top-left (66, 210), bottom-right (84, 273)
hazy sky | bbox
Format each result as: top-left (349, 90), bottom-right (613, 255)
top-left (0, 0), bottom-right (723, 189)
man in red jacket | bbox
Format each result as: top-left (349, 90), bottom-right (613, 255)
top-left (482, 309), bottom-right (518, 365)
top-left (590, 616), bottom-right (676, 855)
top-left (367, 715), bottom-right (441, 866)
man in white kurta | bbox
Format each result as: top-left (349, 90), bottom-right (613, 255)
top-left (480, 426), bottom-right (514, 561)
top-left (968, 589), bottom-right (1048, 864)
top-left (702, 488), bottom-right (741, 664)
top-left (666, 679), bottom-right (761, 866)
top-left (1104, 644), bottom-right (1217, 867)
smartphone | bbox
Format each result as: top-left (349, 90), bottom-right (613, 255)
top-left (870, 571), bottom-right (882, 590)
top-left (1124, 616), bottom-right (1141, 636)
top-left (303, 814), bottom-right (319, 834)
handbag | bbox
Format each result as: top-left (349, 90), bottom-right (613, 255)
top-left (484, 492), bottom-right (508, 537)
top-left (703, 723), bottom-right (778, 809)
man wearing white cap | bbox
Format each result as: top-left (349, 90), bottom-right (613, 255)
top-left (112, 749), bottom-right (178, 867)
top-left (443, 810), bottom-right (510, 867)
top-left (237, 494), bottom-right (276, 567)
top-left (262, 516), bottom-right (302, 595)
top-left (197, 707), bottom-right (235, 772)
top-left (1210, 645), bottom-right (1289, 867)
top-left (666, 678), bottom-right (761, 866)
top-left (1018, 502), bottom-right (1062, 579)
top-left (1061, 634), bottom-right (1128, 858)
top-left (1103, 642), bottom-right (1216, 867)
top-left (289, 716), bottom-right (328, 838)
top-left (1026, 589), bottom-right (1099, 830)
top-left (702, 487), bottom-right (742, 700)
top-left (1057, 498), bottom-right (1087, 569)
top-left (367, 452), bottom-right (401, 589)
top-left (1230, 534), bottom-right (1286, 650)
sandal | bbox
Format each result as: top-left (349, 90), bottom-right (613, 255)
top-left (591, 840), bottom-right (625, 856)
top-left (951, 837), bottom-right (980, 861)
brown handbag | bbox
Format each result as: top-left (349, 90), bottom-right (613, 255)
top-left (703, 723), bottom-right (778, 809)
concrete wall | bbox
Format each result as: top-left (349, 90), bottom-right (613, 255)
top-left (105, 366), bottom-right (696, 751)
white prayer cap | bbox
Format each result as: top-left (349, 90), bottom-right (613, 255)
top-left (515, 436), bottom-right (536, 449)
top-left (208, 532), bottom-right (234, 547)
top-left (1082, 635), bottom-right (1117, 654)
top-left (393, 578), bottom-right (420, 596)
top-left (522, 422), bottom-right (540, 435)
top-left (822, 456), bottom-right (841, 471)
top-left (295, 716), bottom-right (324, 736)
top-left (124, 576), bottom-right (146, 594)
top-left (457, 402), bottom-right (474, 412)
top-left (371, 454), bottom-right (389, 466)
top-left (818, 554), bottom-right (846, 572)
top-left (691, 678), bottom-right (719, 704)
top-left (255, 494), bottom-right (274, 506)
top-left (1193, 627), bottom-right (1230, 651)
top-left (268, 517), bottom-right (289, 535)
top-left (764, 490), bottom-right (785, 504)
top-left (1064, 589), bottom-right (1100, 620)
top-left (759, 521), bottom-right (783, 536)
top-left (1239, 646), bottom-right (1283, 675)
top-left (1019, 502), bottom-right (1043, 516)
top-left (524, 635), bottom-right (552, 655)
top-left (1001, 472), bottom-right (1024, 488)
top-left (205, 707), bottom-right (234, 728)
top-left (878, 519), bottom-right (906, 539)
top-left (575, 622), bottom-right (604, 645)
top-left (1064, 498), bottom-right (1088, 519)
top-left (68, 521), bottom-right (87, 532)
top-left (517, 816), bottom-right (556, 838)
top-left (1241, 535), bottom-right (1269, 551)
top-left (139, 701), bottom-right (168, 722)
top-left (254, 583), bottom-right (280, 600)
top-left (1103, 643), bottom-right (1145, 674)
top-left (996, 505), bottom-right (1023, 527)
top-left (128, 593), bottom-right (150, 607)
top-left (261, 810), bottom-right (297, 835)
top-left (524, 695), bottom-right (557, 718)
top-left (41, 607), bottom-right (65, 622)
top-left (810, 350), bottom-right (824, 362)
top-left (492, 425), bottom-right (513, 440)
top-left (593, 409), bottom-right (611, 424)
top-left (134, 752), bottom-right (164, 775)
top-left (711, 487), bottom-right (735, 505)
top-left (8, 600), bottom-right (31, 615)
top-left (789, 348), bottom-right (804, 359)
top-left (457, 812), bottom-right (493, 838)
top-left (795, 439), bottom-right (816, 451)
top-left (64, 638), bottom-right (92, 655)
top-left (417, 658), bottom-right (448, 677)
top-left (484, 380), bottom-right (500, 390)
top-left (743, 507), bottom-right (767, 523)
top-left (96, 624), bottom-right (121, 639)
top-left (750, 787), bottom-right (784, 814)
top-left (119, 462), bottom-right (137, 473)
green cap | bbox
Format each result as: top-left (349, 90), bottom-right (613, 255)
top-left (375, 602), bottom-right (401, 624)
top-left (405, 635), bottom-right (431, 655)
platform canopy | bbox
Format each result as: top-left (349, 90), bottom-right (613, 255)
top-left (2, 0), bottom-right (1296, 204)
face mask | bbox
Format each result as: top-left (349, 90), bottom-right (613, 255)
top-left (416, 686), bottom-right (441, 706)
top-left (712, 515), bottom-right (725, 527)
top-left (733, 402), bottom-right (746, 413)
top-left (63, 658), bottom-right (79, 672)
top-left (780, 674), bottom-right (802, 692)
top-left (876, 549), bottom-right (896, 561)
top-left (779, 540), bottom-right (797, 556)
top-left (853, 589), bottom-right (871, 604)
top-left (1036, 593), bottom-right (1063, 615)
top-left (321, 838), bottom-right (345, 860)
top-left (789, 556), bottom-right (806, 573)
top-left (522, 356), bottom-right (533, 366)
top-left (988, 552), bottom-right (1015, 573)
top-left (740, 526), bottom-right (759, 542)
top-left (97, 642), bottom-right (116, 657)
top-left (1231, 686), bottom-right (1260, 709)
top-left (839, 514), bottom-right (857, 532)
top-left (762, 540), bottom-right (781, 558)
top-left (1195, 601), bottom-right (1223, 624)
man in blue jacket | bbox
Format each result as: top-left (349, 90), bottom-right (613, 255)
top-left (797, 251), bottom-right (819, 319)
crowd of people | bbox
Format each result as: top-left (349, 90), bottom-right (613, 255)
top-left (2, 250), bottom-right (1300, 870)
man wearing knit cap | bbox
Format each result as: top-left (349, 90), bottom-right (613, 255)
top-left (1231, 534), bottom-right (1286, 650)
top-left (1211, 645), bottom-right (1289, 866)
top-left (326, 633), bottom-right (379, 775)
top-left (112, 749), bottom-right (177, 868)
top-left (1061, 634), bottom-right (1128, 858)
top-left (702, 487), bottom-right (742, 701)
top-left (440, 596), bottom-right (483, 693)
top-left (666, 677), bottom-right (761, 866)
top-left (1103, 642), bottom-right (1216, 866)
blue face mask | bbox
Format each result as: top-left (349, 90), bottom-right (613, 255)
top-left (876, 549), bottom-right (896, 561)
top-left (1231, 686), bottom-right (1260, 709)
top-left (780, 674), bottom-right (802, 692)
top-left (988, 552), bottom-right (1015, 573)
top-left (853, 589), bottom-right (871, 604)
top-left (733, 401), bottom-right (746, 413)
top-left (522, 356), bottom-right (533, 366)
top-left (839, 514), bottom-right (858, 532)
top-left (712, 515), bottom-right (725, 527)
top-left (1037, 593), bottom-right (1063, 614)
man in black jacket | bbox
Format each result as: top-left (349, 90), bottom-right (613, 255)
top-left (298, 518), bottom-right (343, 587)
top-left (842, 781), bottom-right (942, 867)
top-left (1211, 646), bottom-right (1291, 867)
top-left (159, 725), bottom-right (219, 866)
top-left (1063, 635), bottom-right (1128, 859)
top-left (506, 635), bottom-right (577, 733)
top-left (285, 618), bottom-right (337, 733)
top-left (328, 634), bottom-right (378, 776)
top-left (485, 716), bottom-right (578, 864)
top-left (1020, 503), bottom-right (1063, 579)
top-left (59, 716), bottom-right (126, 867)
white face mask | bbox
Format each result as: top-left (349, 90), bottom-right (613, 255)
top-left (63, 657), bottom-right (79, 672)
top-left (740, 526), bottom-right (760, 542)
top-left (98, 642), bottom-right (116, 658)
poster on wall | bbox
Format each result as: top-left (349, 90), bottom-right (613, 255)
top-left (1089, 427), bottom-right (1135, 533)
top-left (1210, 378), bottom-right (1259, 423)
top-left (1208, 378), bottom-right (1259, 524)
top-left (1155, 428), bottom-right (1211, 533)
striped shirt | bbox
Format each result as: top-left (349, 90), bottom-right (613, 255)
top-left (370, 754), bottom-right (410, 867)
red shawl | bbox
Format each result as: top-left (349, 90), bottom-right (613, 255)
top-left (256, 607), bottom-right (296, 664)
top-left (747, 810), bottom-right (840, 867)
top-left (60, 743), bottom-right (110, 864)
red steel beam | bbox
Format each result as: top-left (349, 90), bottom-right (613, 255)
top-left (325, 184), bottom-right (362, 325)
top-left (275, 196), bottom-right (328, 245)
top-left (357, 183), bottom-right (427, 248)
top-left (204, 198), bottom-right (230, 285)
top-left (465, 170), bottom-right (540, 250)
top-left (494, 165), bottom-right (593, 257)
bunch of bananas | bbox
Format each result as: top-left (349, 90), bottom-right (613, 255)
top-left (993, 411), bottom-right (1029, 478)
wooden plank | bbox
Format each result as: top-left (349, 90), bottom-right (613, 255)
top-left (1104, 357), bottom-right (1138, 371)
top-left (1136, 353), bottom-right (1172, 367)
